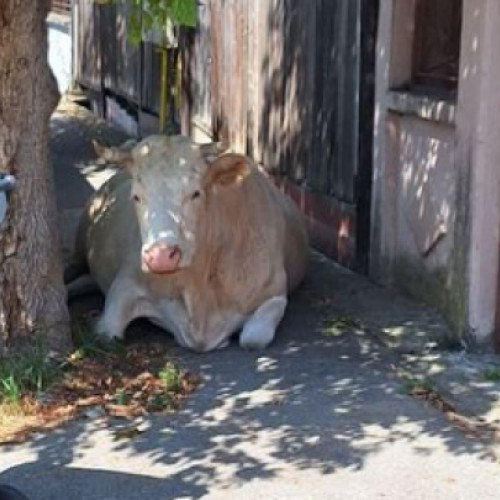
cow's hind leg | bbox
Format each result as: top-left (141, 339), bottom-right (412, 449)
top-left (95, 276), bottom-right (150, 341)
top-left (239, 296), bottom-right (287, 349)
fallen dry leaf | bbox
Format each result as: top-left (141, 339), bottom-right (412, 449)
top-left (113, 423), bottom-right (148, 441)
top-left (0, 340), bottom-right (199, 445)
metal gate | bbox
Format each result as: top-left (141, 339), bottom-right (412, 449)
top-left (182, 0), bottom-right (379, 271)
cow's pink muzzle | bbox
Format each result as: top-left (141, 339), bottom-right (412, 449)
top-left (142, 243), bottom-right (182, 273)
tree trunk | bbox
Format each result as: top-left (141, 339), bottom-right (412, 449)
top-left (0, 1), bottom-right (71, 353)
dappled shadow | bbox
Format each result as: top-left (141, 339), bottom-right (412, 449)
top-left (50, 97), bottom-right (130, 260)
top-left (253, 1), bottom-right (379, 269)
top-left (1, 254), bottom-right (498, 499)
top-left (376, 112), bottom-right (462, 336)
top-left (50, 103), bottom-right (129, 211)
top-left (29, 4), bottom-right (500, 498)
top-left (369, 0), bottom-right (500, 356)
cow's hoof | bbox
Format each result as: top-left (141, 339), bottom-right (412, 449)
top-left (239, 327), bottom-right (274, 350)
top-left (93, 315), bottom-right (124, 342)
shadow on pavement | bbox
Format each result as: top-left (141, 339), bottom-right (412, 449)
top-left (1, 255), bottom-right (496, 499)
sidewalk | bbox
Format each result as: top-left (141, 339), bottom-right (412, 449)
top-left (51, 93), bottom-right (130, 260)
top-left (1, 96), bottom-right (498, 500)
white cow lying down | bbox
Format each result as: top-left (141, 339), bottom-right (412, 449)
top-left (68, 135), bottom-right (308, 352)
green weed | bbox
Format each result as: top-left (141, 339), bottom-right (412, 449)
top-left (71, 316), bottom-right (124, 359)
top-left (0, 341), bottom-right (58, 405)
top-left (483, 367), bottom-right (500, 383)
top-left (400, 375), bottom-right (435, 395)
top-left (114, 388), bottom-right (127, 405)
top-left (322, 315), bottom-right (361, 337)
top-left (158, 362), bottom-right (182, 391)
top-left (148, 393), bottom-right (172, 412)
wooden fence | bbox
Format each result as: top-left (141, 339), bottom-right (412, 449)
top-left (73, 0), bottom-right (179, 134)
top-left (73, 0), bottom-right (379, 271)
top-left (183, 0), bottom-right (379, 270)
top-left (51, 0), bottom-right (71, 15)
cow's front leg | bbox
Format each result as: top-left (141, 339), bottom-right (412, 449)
top-left (239, 296), bottom-right (287, 349)
top-left (95, 276), bottom-right (150, 340)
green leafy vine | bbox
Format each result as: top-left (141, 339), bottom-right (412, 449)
top-left (95, 0), bottom-right (197, 45)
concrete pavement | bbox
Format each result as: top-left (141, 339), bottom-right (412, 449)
top-left (1, 96), bottom-right (499, 500)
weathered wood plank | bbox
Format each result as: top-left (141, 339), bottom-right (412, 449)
top-left (355, 0), bottom-right (379, 272)
top-left (100, 2), bottom-right (117, 94)
top-left (310, 0), bottom-right (335, 193)
top-left (209, 0), bottom-right (224, 140)
top-left (159, 0), bottom-right (377, 269)
top-left (74, 1), bottom-right (102, 90)
top-left (284, 0), bottom-right (315, 184)
top-left (335, 0), bottom-right (360, 203)
top-left (114, 1), bottom-right (140, 102)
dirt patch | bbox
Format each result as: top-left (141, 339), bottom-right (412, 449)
top-left (405, 382), bottom-right (500, 444)
top-left (0, 326), bottom-right (199, 445)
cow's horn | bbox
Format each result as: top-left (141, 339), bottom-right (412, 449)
top-left (200, 141), bottom-right (229, 163)
top-left (92, 139), bottom-right (136, 167)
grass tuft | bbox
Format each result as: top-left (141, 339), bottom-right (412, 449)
top-left (158, 362), bottom-right (183, 392)
top-left (483, 367), bottom-right (500, 383)
top-left (0, 317), bottom-right (199, 444)
top-left (70, 316), bottom-right (124, 360)
top-left (0, 341), bottom-right (58, 407)
top-left (321, 315), bottom-right (361, 337)
top-left (400, 374), bottom-right (435, 395)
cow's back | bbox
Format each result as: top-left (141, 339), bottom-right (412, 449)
top-left (258, 173), bottom-right (309, 292)
top-left (191, 166), bottom-right (308, 315)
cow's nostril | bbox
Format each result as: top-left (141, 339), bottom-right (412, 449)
top-left (169, 246), bottom-right (180, 259)
top-left (142, 243), bottom-right (182, 274)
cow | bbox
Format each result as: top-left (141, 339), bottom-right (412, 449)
top-left (68, 135), bottom-right (308, 352)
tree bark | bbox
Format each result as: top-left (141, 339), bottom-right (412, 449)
top-left (0, 0), bottom-right (71, 353)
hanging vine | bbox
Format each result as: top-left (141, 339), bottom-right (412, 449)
top-left (96, 0), bottom-right (197, 45)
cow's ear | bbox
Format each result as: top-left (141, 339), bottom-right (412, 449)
top-left (92, 139), bottom-right (136, 169)
top-left (207, 153), bottom-right (251, 187)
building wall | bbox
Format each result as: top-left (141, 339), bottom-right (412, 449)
top-left (383, 111), bottom-right (465, 334)
top-left (393, 117), bottom-right (456, 269)
top-left (370, 0), bottom-right (487, 342)
top-left (47, 12), bottom-right (73, 93)
top-left (459, 0), bottom-right (500, 345)
top-left (372, 0), bottom-right (500, 347)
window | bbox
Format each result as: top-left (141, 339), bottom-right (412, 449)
top-left (412, 0), bottom-right (463, 92)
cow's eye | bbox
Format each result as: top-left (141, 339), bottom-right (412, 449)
top-left (132, 194), bottom-right (141, 203)
top-left (191, 190), bottom-right (201, 200)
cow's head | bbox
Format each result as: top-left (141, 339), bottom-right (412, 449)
top-left (93, 135), bottom-right (250, 275)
